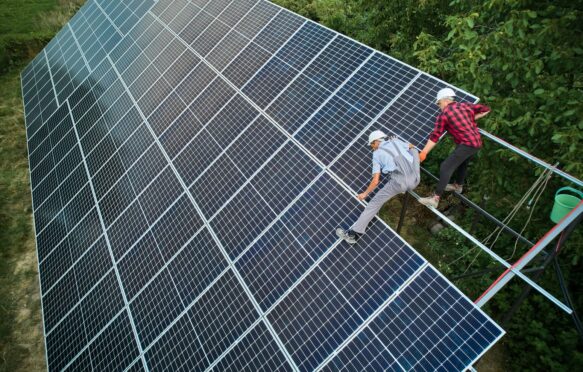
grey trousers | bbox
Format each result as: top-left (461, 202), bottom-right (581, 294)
top-left (352, 151), bottom-right (420, 235)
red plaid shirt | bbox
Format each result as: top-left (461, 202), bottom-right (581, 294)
top-left (429, 102), bottom-right (490, 148)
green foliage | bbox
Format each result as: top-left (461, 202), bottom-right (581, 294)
top-left (0, 0), bottom-right (58, 35)
top-left (0, 32), bottom-right (53, 73)
top-left (272, 0), bottom-right (583, 369)
top-left (414, 0), bottom-right (583, 179)
top-left (0, 0), bottom-right (84, 72)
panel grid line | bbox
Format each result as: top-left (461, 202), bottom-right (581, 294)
top-left (121, 222), bottom-right (204, 301)
top-left (186, 114), bottom-right (260, 186)
top-left (136, 1), bottom-right (273, 142)
top-left (139, 264), bottom-right (232, 357)
top-left (23, 1), bottom-right (504, 370)
top-left (313, 267), bottom-right (431, 371)
top-left (45, 267), bottom-right (115, 337)
top-left (147, 14), bottom-right (473, 370)
top-left (149, 11), bottom-right (410, 235)
top-left (147, 11), bottom-right (502, 371)
top-left (194, 0), bottom-right (261, 62)
top-left (40, 231), bottom-right (104, 296)
top-left (266, 0), bottom-right (478, 101)
top-left (92, 0), bottom-right (124, 36)
top-left (140, 5), bottom-right (288, 123)
top-left (61, 306), bottom-right (126, 371)
top-left (43, 50), bottom-right (60, 107)
top-left (223, 18), bottom-right (307, 83)
top-left (189, 0), bottom-right (235, 47)
top-left (67, 15), bottom-right (92, 73)
top-left (327, 72), bottom-right (423, 167)
top-left (20, 70), bottom-right (51, 372)
top-left (65, 99), bottom-right (150, 371)
top-left (107, 53), bottom-right (300, 372)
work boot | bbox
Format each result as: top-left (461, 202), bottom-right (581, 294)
top-left (444, 183), bottom-right (463, 193)
top-left (336, 228), bottom-right (359, 245)
top-left (419, 195), bottom-right (440, 208)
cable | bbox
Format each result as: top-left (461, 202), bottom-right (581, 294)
top-left (482, 167), bottom-right (551, 249)
top-left (507, 168), bottom-right (553, 260)
top-left (459, 167), bottom-right (552, 273)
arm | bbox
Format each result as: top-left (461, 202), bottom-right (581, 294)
top-left (420, 114), bottom-right (446, 161)
top-left (421, 140), bottom-right (437, 154)
top-left (475, 111), bottom-right (490, 120)
top-left (358, 173), bottom-right (381, 201)
top-left (473, 104), bottom-right (491, 120)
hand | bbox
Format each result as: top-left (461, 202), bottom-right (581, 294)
top-left (475, 111), bottom-right (490, 120)
top-left (408, 143), bottom-right (415, 149)
top-left (419, 151), bottom-right (427, 162)
top-left (357, 192), bottom-right (368, 201)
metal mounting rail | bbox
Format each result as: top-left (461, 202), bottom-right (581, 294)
top-left (409, 189), bottom-right (573, 314)
top-left (420, 167), bottom-right (535, 247)
top-left (475, 200), bottom-right (583, 308)
top-left (479, 129), bottom-right (583, 188)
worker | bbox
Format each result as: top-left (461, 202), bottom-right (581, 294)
top-left (418, 88), bottom-right (490, 208)
top-left (336, 131), bottom-right (420, 244)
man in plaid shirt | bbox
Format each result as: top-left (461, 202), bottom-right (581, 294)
top-left (418, 88), bottom-right (490, 208)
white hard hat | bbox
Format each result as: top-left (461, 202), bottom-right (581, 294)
top-left (436, 87), bottom-right (456, 103)
top-left (368, 130), bottom-right (386, 145)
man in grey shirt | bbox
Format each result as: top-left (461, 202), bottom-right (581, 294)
top-left (337, 130), bottom-right (421, 244)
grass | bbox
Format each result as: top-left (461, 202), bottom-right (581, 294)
top-left (0, 66), bottom-right (44, 372)
top-left (0, 0), bottom-right (58, 35)
top-left (0, 1), bottom-right (86, 370)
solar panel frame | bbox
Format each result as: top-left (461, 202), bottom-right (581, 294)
top-left (21, 1), bottom-right (505, 371)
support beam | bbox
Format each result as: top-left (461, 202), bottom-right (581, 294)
top-left (475, 200), bottom-right (583, 309)
top-left (479, 129), bottom-right (583, 188)
top-left (410, 190), bottom-right (573, 314)
top-left (420, 167), bottom-right (535, 247)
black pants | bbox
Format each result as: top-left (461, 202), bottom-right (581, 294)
top-left (435, 144), bottom-right (480, 196)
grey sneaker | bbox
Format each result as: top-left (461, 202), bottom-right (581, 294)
top-left (445, 183), bottom-right (463, 193)
top-left (419, 195), bottom-right (440, 208)
top-left (336, 228), bottom-right (358, 245)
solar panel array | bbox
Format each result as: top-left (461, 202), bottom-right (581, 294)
top-left (21, 0), bottom-right (504, 371)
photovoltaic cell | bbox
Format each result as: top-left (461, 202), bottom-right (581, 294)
top-left (367, 266), bottom-right (502, 371)
top-left (22, 0), bottom-right (503, 370)
top-left (296, 95), bottom-right (373, 165)
top-left (376, 74), bottom-right (476, 148)
top-left (212, 321), bottom-right (293, 372)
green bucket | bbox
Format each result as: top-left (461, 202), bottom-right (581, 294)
top-left (550, 187), bottom-right (583, 223)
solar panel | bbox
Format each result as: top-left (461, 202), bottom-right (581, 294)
top-left (21, 0), bottom-right (504, 370)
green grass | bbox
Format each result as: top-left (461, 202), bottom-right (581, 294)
top-left (0, 0), bottom-right (58, 35)
top-left (0, 1), bottom-right (86, 369)
top-left (0, 65), bottom-right (45, 372)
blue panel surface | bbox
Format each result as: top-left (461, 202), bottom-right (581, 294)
top-left (237, 174), bottom-right (360, 310)
top-left (23, 1), bottom-right (503, 371)
top-left (213, 321), bottom-right (293, 372)
top-left (367, 266), bottom-right (503, 371)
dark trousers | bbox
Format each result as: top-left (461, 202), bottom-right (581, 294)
top-left (435, 144), bottom-right (480, 196)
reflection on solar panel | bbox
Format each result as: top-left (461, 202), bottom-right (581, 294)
top-left (21, 0), bottom-right (504, 370)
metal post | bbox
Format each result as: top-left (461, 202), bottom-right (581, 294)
top-left (396, 192), bottom-right (410, 234)
top-left (553, 258), bottom-right (583, 342)
top-left (451, 265), bottom-right (544, 281)
top-left (475, 201), bottom-right (583, 309)
top-left (410, 190), bottom-right (573, 313)
top-left (502, 210), bottom-right (582, 333)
